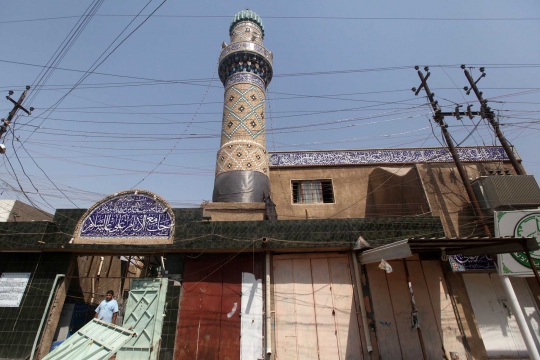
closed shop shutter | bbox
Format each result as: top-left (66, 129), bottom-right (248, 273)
top-left (273, 253), bottom-right (362, 360)
top-left (366, 260), bottom-right (464, 360)
top-left (463, 273), bottom-right (540, 357)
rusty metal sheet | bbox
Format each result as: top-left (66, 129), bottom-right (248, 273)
top-left (175, 254), bottom-right (263, 360)
top-left (219, 260), bottom-right (242, 360)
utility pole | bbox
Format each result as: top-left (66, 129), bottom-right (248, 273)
top-left (412, 66), bottom-right (491, 237)
top-left (0, 86), bottom-right (34, 153)
top-left (461, 65), bottom-right (523, 175)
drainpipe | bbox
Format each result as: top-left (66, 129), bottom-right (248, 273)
top-left (30, 274), bottom-right (65, 360)
top-left (351, 253), bottom-right (373, 353)
top-left (500, 275), bottom-right (540, 360)
top-left (265, 252), bottom-right (272, 357)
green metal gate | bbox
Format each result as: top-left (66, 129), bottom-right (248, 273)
top-left (117, 278), bottom-right (168, 360)
top-left (41, 319), bottom-right (135, 360)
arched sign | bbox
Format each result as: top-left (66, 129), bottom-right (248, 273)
top-left (73, 190), bottom-right (175, 244)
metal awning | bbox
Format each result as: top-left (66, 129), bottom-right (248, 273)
top-left (358, 237), bottom-right (538, 264)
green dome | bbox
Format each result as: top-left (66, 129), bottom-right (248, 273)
top-left (229, 9), bottom-right (265, 37)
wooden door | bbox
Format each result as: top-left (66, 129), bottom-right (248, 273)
top-left (367, 260), bottom-right (464, 360)
top-left (273, 253), bottom-right (363, 360)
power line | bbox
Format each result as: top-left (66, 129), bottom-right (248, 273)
top-left (2, 14), bottom-right (540, 25)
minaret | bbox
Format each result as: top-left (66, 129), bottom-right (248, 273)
top-left (212, 9), bottom-right (273, 202)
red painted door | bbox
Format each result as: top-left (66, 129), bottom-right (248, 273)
top-left (174, 254), bottom-right (263, 360)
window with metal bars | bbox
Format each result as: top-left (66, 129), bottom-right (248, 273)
top-left (292, 180), bottom-right (334, 204)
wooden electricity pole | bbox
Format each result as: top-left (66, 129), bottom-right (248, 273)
top-left (412, 66), bottom-right (492, 237)
top-left (461, 65), bottom-right (523, 175)
top-left (0, 86), bottom-right (33, 141)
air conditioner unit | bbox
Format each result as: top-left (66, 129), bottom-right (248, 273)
top-left (472, 175), bottom-right (540, 214)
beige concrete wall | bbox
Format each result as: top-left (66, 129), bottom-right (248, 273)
top-left (269, 166), bottom-right (374, 220)
top-left (365, 167), bottom-right (429, 217)
top-left (268, 165), bottom-right (433, 220)
top-left (203, 202), bottom-right (266, 221)
top-left (267, 162), bottom-right (517, 229)
top-left (415, 163), bottom-right (481, 237)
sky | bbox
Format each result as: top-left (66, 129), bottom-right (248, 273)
top-left (1, 0), bottom-right (539, 212)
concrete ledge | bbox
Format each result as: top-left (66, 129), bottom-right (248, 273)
top-left (203, 202), bottom-right (266, 221)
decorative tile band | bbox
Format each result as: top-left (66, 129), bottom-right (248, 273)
top-left (216, 141), bottom-right (268, 175)
top-left (220, 41), bottom-right (272, 65)
top-left (268, 147), bottom-right (514, 167)
top-left (225, 73), bottom-right (266, 90)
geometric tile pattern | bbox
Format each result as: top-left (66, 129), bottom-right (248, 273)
top-left (216, 140), bottom-right (268, 175)
top-left (230, 21), bottom-right (263, 45)
top-left (269, 146), bottom-right (512, 167)
top-left (222, 84), bottom-right (265, 142)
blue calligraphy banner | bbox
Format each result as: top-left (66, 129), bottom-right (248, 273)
top-left (449, 255), bottom-right (495, 272)
top-left (78, 191), bottom-right (174, 239)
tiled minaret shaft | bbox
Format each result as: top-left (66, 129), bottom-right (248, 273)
top-left (212, 10), bottom-right (273, 202)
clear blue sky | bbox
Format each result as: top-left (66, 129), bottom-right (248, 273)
top-left (1, 0), bottom-right (539, 211)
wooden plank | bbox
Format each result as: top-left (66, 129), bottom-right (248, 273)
top-left (329, 256), bottom-right (363, 360)
top-left (311, 258), bottom-right (340, 360)
top-left (406, 260), bottom-right (444, 359)
top-left (366, 263), bottom-right (401, 360)
top-left (386, 261), bottom-right (423, 360)
top-left (462, 273), bottom-right (518, 356)
top-left (274, 258), bottom-right (298, 360)
top-left (421, 260), bottom-right (466, 359)
top-left (291, 258), bottom-right (319, 359)
top-left (219, 259), bottom-right (242, 360)
top-left (240, 271), bottom-right (263, 360)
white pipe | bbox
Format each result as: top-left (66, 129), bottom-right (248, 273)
top-left (500, 275), bottom-right (540, 360)
top-left (352, 253), bottom-right (373, 353)
top-left (91, 256), bottom-right (104, 304)
top-left (96, 256), bottom-right (104, 277)
top-left (90, 278), bottom-right (95, 304)
top-left (265, 252), bottom-right (272, 356)
top-left (30, 274), bottom-right (65, 360)
top-left (160, 256), bottom-right (166, 273)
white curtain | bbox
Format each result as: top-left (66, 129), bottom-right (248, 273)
top-left (301, 181), bottom-right (322, 204)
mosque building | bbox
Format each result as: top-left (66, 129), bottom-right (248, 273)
top-left (1, 9), bottom-right (540, 360)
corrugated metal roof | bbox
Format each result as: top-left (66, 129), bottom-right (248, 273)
top-left (42, 319), bottom-right (135, 360)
